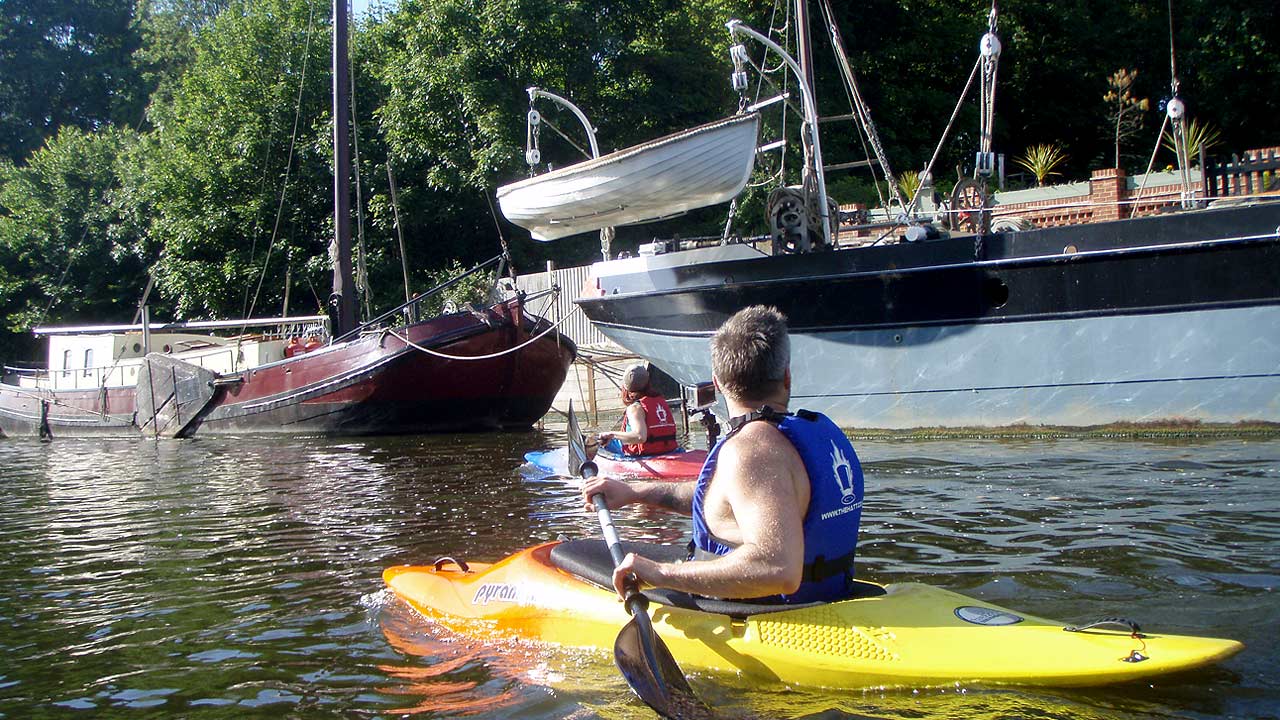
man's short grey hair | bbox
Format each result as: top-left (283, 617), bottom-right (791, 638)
top-left (710, 306), bottom-right (790, 403)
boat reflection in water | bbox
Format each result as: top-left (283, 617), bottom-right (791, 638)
top-left (377, 602), bottom-right (529, 717)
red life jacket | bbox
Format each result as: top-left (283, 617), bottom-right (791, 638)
top-left (623, 395), bottom-right (678, 456)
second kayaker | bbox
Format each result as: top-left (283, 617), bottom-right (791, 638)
top-left (582, 305), bottom-right (864, 604)
top-left (597, 363), bottom-right (679, 457)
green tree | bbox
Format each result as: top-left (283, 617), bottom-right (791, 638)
top-left (134, 0), bottom-right (231, 104)
top-left (1172, 0), bottom-right (1279, 158)
top-left (0, 0), bottom-right (148, 164)
top-left (134, 0), bottom-right (334, 320)
top-left (0, 126), bottom-right (145, 359)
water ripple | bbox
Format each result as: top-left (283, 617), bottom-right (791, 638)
top-left (0, 434), bottom-right (1275, 718)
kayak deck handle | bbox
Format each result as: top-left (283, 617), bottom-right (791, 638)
top-left (1063, 616), bottom-right (1144, 638)
top-left (432, 556), bottom-right (471, 573)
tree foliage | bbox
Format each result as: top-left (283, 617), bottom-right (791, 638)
top-left (0, 0), bottom-right (1277, 362)
top-left (135, 0), bottom-right (334, 320)
top-left (0, 0), bottom-right (147, 164)
top-left (134, 0), bottom-right (232, 104)
top-left (0, 127), bottom-right (145, 358)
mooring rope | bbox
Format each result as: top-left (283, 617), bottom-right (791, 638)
top-left (386, 303), bottom-right (578, 362)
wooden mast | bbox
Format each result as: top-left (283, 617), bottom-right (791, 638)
top-left (330, 0), bottom-right (356, 337)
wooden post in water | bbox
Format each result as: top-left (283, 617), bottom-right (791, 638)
top-left (587, 360), bottom-right (598, 426)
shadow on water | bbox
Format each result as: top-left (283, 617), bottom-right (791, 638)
top-left (0, 432), bottom-right (1275, 718)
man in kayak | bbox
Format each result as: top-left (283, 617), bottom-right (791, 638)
top-left (597, 363), bottom-right (679, 457)
top-left (583, 305), bottom-right (864, 604)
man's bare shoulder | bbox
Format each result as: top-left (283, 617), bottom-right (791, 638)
top-left (719, 421), bottom-right (803, 469)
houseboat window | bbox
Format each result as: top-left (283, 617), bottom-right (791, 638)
top-left (83, 349), bottom-right (94, 376)
top-left (62, 349), bottom-right (72, 376)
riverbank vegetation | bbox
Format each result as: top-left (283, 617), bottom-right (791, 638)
top-left (1, 0), bottom-right (1276, 360)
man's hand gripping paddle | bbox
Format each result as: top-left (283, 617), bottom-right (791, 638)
top-left (567, 401), bottom-right (714, 720)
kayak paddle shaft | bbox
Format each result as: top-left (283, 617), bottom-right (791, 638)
top-left (592, 493), bottom-right (630, 569)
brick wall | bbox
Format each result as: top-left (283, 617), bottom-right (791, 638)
top-left (839, 146), bottom-right (1276, 236)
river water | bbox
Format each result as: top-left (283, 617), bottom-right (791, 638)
top-left (1, 426), bottom-right (1276, 719)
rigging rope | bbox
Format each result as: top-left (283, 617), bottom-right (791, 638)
top-left (349, 18), bottom-right (372, 321)
top-left (483, 192), bottom-right (518, 286)
top-left (238, 0), bottom-right (318, 353)
top-left (1133, 111), bottom-right (1172, 206)
top-left (539, 115), bottom-right (593, 161)
top-left (817, 0), bottom-right (904, 215)
top-left (387, 300), bottom-right (576, 362)
top-left (908, 57), bottom-right (981, 215)
top-left (978, 5), bottom-right (1000, 161)
top-left (3, 381), bottom-right (129, 419)
top-left (32, 222), bottom-right (91, 331)
top-left (1162, 0), bottom-right (1194, 206)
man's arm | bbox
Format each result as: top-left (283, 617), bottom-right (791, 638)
top-left (582, 476), bottom-right (696, 515)
top-left (613, 424), bottom-right (807, 599)
top-left (600, 403), bottom-right (648, 445)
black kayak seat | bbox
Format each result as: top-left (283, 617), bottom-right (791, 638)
top-left (548, 538), bottom-right (885, 619)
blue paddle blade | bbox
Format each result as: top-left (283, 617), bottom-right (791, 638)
top-left (614, 613), bottom-right (716, 720)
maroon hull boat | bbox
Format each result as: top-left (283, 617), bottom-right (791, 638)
top-left (0, 296), bottom-right (574, 439)
top-left (190, 298), bottom-right (574, 436)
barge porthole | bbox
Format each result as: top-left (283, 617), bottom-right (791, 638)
top-left (984, 277), bottom-right (1010, 308)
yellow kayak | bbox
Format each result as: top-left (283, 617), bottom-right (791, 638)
top-left (383, 539), bottom-right (1243, 690)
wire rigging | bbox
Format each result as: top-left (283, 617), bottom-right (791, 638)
top-left (349, 8), bottom-right (373, 321)
top-left (817, 0), bottom-right (904, 216)
top-left (237, 0), bottom-right (319, 351)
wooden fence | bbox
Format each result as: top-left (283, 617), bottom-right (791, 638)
top-left (1205, 148), bottom-right (1280, 198)
top-left (514, 263), bottom-right (611, 348)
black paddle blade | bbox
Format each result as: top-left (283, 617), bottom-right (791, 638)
top-left (567, 400), bottom-right (586, 477)
top-left (614, 615), bottom-right (716, 720)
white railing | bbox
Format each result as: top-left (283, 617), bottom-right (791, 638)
top-left (42, 362), bottom-right (139, 391)
top-left (515, 264), bottom-right (611, 348)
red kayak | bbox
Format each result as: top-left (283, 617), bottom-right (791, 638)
top-left (523, 446), bottom-right (707, 480)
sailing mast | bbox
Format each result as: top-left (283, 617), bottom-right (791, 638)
top-left (330, 0), bottom-right (357, 338)
top-left (794, 0), bottom-right (817, 192)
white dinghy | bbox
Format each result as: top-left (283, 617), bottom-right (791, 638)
top-left (497, 113), bottom-right (760, 241)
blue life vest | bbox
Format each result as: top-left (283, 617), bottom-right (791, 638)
top-left (690, 408), bottom-right (863, 604)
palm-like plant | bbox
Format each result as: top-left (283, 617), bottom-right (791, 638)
top-left (1162, 118), bottom-right (1222, 167)
top-left (898, 170), bottom-right (921, 203)
top-left (1014, 143), bottom-right (1069, 187)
